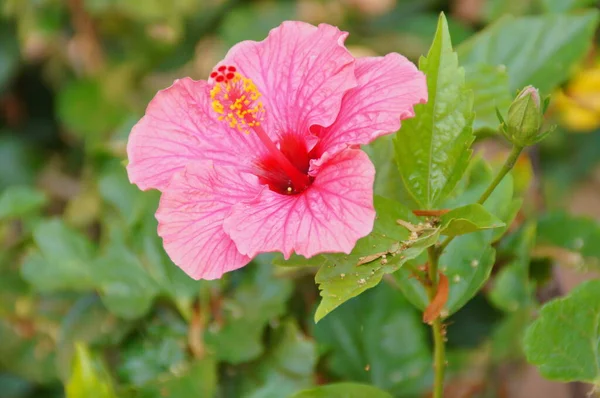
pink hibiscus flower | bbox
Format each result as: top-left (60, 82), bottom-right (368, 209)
top-left (127, 21), bottom-right (427, 280)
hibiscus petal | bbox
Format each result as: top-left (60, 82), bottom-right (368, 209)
top-left (155, 161), bottom-right (261, 280)
top-left (222, 21), bottom-right (357, 139)
top-left (223, 149), bottom-right (375, 259)
top-left (314, 53), bottom-right (427, 157)
top-left (127, 78), bottom-right (264, 191)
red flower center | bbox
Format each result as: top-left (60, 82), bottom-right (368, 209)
top-left (255, 133), bottom-right (316, 195)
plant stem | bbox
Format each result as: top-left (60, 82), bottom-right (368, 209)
top-left (477, 145), bottom-right (524, 204)
top-left (425, 145), bottom-right (524, 397)
top-left (427, 246), bottom-right (446, 398)
top-left (436, 145), bottom-right (524, 255)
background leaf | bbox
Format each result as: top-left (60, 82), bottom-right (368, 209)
top-left (291, 383), bottom-right (394, 398)
top-left (66, 344), bottom-right (116, 398)
top-left (464, 64), bottom-right (512, 132)
top-left (458, 11), bottom-right (600, 93)
top-left (524, 279), bottom-right (600, 384)
top-left (314, 283), bottom-right (431, 398)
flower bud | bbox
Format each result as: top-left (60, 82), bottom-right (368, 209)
top-left (498, 85), bottom-right (553, 147)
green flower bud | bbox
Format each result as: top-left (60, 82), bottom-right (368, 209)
top-left (498, 85), bottom-right (554, 147)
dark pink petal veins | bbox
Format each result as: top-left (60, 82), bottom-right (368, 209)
top-left (127, 78), bottom-right (264, 191)
top-left (223, 149), bottom-right (376, 259)
top-left (313, 53), bottom-right (427, 158)
top-left (155, 161), bottom-right (261, 279)
top-left (222, 21), bottom-right (358, 139)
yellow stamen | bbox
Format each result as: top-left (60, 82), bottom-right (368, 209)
top-left (210, 73), bottom-right (265, 133)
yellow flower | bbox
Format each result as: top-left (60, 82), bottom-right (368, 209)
top-left (554, 64), bottom-right (600, 132)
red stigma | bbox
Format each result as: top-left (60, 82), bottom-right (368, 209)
top-left (211, 65), bottom-right (239, 83)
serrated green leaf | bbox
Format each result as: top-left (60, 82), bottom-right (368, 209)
top-left (21, 219), bottom-right (96, 291)
top-left (464, 64), bottom-right (512, 132)
top-left (314, 284), bottom-right (431, 397)
top-left (314, 197), bottom-right (438, 322)
top-left (0, 185), bottom-right (47, 220)
top-left (524, 279), bottom-right (600, 384)
top-left (457, 11), bottom-right (600, 94)
top-left (290, 383), bottom-right (394, 398)
top-left (439, 203), bottom-right (505, 236)
top-left (66, 344), bottom-right (116, 398)
top-left (396, 158), bottom-right (516, 315)
top-left (395, 13), bottom-right (474, 210)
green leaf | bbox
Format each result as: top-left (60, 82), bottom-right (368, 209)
top-left (204, 262), bottom-right (293, 363)
top-left (0, 185), bottom-right (47, 220)
top-left (314, 283), bottom-right (431, 397)
top-left (524, 279), bottom-right (600, 384)
top-left (488, 223), bottom-right (536, 312)
top-left (0, 22), bottom-right (19, 93)
top-left (21, 219), bottom-right (96, 291)
top-left (396, 158), bottom-right (516, 315)
top-left (464, 64), bottom-right (512, 132)
top-left (364, 135), bottom-right (418, 208)
top-left (136, 357), bottom-right (217, 398)
top-left (57, 295), bottom-right (134, 380)
top-left (117, 308), bottom-right (189, 387)
top-left (536, 212), bottom-right (600, 265)
top-left (457, 11), bottom-right (600, 94)
top-left (314, 197), bottom-right (438, 322)
top-left (94, 237), bottom-right (160, 319)
top-left (291, 383), bottom-right (394, 398)
top-left (0, 316), bottom-right (58, 384)
top-left (540, 0), bottom-right (598, 12)
top-left (0, 136), bottom-right (42, 190)
top-left (241, 320), bottom-right (316, 398)
top-left (98, 161), bottom-right (156, 227)
top-left (395, 13), bottom-right (474, 209)
top-left (398, 231), bottom-right (496, 316)
top-left (66, 344), bottom-right (116, 398)
top-left (57, 79), bottom-right (127, 138)
top-left (439, 203), bottom-right (505, 236)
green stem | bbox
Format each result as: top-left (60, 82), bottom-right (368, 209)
top-left (477, 145), bottom-right (524, 205)
top-left (427, 246), bottom-right (446, 398)
top-left (436, 145), bottom-right (524, 255)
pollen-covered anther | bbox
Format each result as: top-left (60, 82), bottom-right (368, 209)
top-left (209, 65), bottom-right (264, 133)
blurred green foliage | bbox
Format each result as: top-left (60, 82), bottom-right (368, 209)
top-left (1, 0), bottom-right (600, 397)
